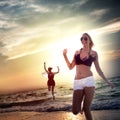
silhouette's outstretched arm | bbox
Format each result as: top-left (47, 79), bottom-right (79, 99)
top-left (44, 62), bottom-right (48, 73)
top-left (54, 66), bottom-right (60, 74)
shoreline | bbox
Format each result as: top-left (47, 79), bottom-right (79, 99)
top-left (0, 110), bottom-right (120, 120)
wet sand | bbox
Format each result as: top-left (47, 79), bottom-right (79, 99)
top-left (0, 110), bottom-right (120, 120)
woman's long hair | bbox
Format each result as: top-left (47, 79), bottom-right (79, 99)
top-left (83, 33), bottom-right (94, 50)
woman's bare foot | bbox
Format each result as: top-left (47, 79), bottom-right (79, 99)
top-left (80, 108), bottom-right (83, 114)
top-left (53, 95), bottom-right (55, 100)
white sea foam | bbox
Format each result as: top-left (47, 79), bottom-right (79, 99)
top-left (0, 76), bottom-right (120, 113)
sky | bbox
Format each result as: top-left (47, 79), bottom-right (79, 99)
top-left (0, 0), bottom-right (120, 94)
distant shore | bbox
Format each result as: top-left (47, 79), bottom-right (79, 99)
top-left (0, 110), bottom-right (120, 120)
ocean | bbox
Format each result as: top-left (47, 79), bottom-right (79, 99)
top-left (0, 76), bottom-right (120, 113)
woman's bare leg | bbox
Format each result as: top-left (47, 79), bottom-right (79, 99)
top-left (83, 87), bottom-right (95, 120)
top-left (48, 86), bottom-right (51, 91)
top-left (52, 86), bottom-right (55, 100)
top-left (72, 90), bottom-right (84, 115)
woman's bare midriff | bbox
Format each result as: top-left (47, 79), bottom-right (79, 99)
top-left (75, 65), bottom-right (93, 80)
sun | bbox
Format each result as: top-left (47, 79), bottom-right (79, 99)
top-left (45, 39), bottom-right (79, 83)
top-left (42, 33), bottom-right (108, 83)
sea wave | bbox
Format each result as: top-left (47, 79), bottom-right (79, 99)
top-left (0, 76), bottom-right (120, 113)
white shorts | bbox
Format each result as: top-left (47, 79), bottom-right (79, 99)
top-left (73, 76), bottom-right (95, 90)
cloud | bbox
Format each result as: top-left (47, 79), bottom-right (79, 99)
top-left (112, 50), bottom-right (120, 59)
top-left (0, 53), bottom-right (8, 64)
top-left (28, 4), bottom-right (51, 13)
top-left (102, 50), bottom-right (120, 60)
top-left (89, 9), bottom-right (109, 19)
top-left (0, 42), bottom-right (8, 64)
top-left (0, 0), bottom-right (26, 7)
top-left (0, 20), bottom-right (18, 29)
top-left (0, 0), bottom-right (120, 61)
top-left (89, 21), bottom-right (120, 35)
top-left (2, 19), bottom-right (119, 60)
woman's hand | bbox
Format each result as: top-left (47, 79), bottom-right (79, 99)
top-left (108, 82), bottom-right (115, 89)
top-left (57, 66), bottom-right (60, 72)
top-left (63, 49), bottom-right (68, 56)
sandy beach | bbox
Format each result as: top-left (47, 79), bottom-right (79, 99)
top-left (0, 110), bottom-right (120, 120)
top-left (0, 76), bottom-right (120, 120)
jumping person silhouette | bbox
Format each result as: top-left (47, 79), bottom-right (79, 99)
top-left (44, 62), bottom-right (59, 100)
